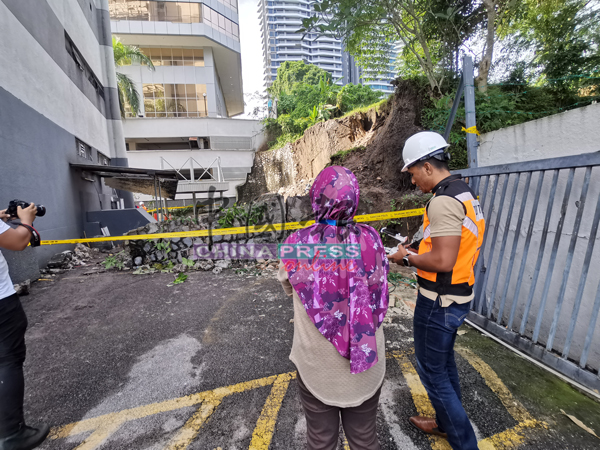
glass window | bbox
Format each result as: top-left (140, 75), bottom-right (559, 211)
top-left (185, 84), bottom-right (196, 98)
top-left (157, 98), bottom-right (169, 113)
top-left (141, 47), bottom-right (204, 67)
top-left (140, 83), bottom-right (207, 117)
top-left (143, 99), bottom-right (155, 117)
top-left (109, 0), bottom-right (127, 20)
top-left (174, 84), bottom-right (186, 98)
top-left (165, 2), bottom-right (179, 21)
top-left (179, 2), bottom-right (191, 23)
top-left (154, 84), bottom-right (165, 98)
top-left (182, 49), bottom-right (194, 66)
top-left (127, 0), bottom-right (150, 21)
top-left (191, 3), bottom-right (201, 22)
top-left (175, 100), bottom-right (187, 115)
top-left (143, 85), bottom-right (154, 99)
top-left (192, 48), bottom-right (204, 66)
top-left (187, 99), bottom-right (198, 113)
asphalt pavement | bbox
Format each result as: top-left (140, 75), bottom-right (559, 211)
top-left (15, 263), bottom-right (600, 450)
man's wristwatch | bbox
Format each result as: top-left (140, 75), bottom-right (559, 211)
top-left (402, 255), bottom-right (411, 267)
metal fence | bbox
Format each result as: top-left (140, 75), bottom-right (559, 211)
top-left (458, 151), bottom-right (600, 391)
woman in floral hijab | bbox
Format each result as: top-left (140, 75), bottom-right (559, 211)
top-left (278, 166), bottom-right (389, 450)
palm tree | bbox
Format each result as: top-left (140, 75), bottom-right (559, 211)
top-left (113, 37), bottom-right (154, 118)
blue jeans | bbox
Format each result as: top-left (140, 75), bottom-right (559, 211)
top-left (413, 293), bottom-right (478, 450)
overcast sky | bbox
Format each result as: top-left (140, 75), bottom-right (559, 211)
top-left (238, 0), bottom-right (265, 118)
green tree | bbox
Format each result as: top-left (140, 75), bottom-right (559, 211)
top-left (264, 61), bottom-right (383, 149)
top-left (504, 0), bottom-right (600, 98)
top-left (422, 1), bottom-right (485, 75)
top-left (267, 61), bottom-right (332, 97)
top-left (302, 0), bottom-right (473, 93)
top-left (113, 37), bottom-right (154, 118)
top-left (302, 0), bottom-right (528, 93)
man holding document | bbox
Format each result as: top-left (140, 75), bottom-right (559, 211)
top-left (388, 131), bottom-right (486, 450)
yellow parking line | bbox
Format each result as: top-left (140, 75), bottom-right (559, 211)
top-left (47, 348), bottom-right (548, 450)
top-left (456, 347), bottom-right (547, 449)
top-left (49, 372), bottom-right (293, 449)
top-left (164, 398), bottom-right (223, 450)
top-left (393, 347), bottom-right (546, 450)
top-left (249, 372), bottom-right (296, 449)
top-left (73, 416), bottom-right (126, 450)
top-left (455, 347), bottom-right (534, 423)
top-left (477, 420), bottom-right (540, 450)
top-left (392, 352), bottom-right (452, 450)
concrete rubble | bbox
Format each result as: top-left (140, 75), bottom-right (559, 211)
top-left (13, 279), bottom-right (30, 295)
top-left (40, 243), bottom-right (96, 275)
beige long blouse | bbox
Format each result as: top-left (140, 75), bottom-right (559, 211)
top-left (278, 263), bottom-right (386, 408)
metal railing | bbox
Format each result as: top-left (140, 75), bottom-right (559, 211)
top-left (160, 157), bottom-right (224, 182)
top-left (459, 151), bottom-right (600, 391)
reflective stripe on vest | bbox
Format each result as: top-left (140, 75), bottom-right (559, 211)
top-left (417, 178), bottom-right (486, 297)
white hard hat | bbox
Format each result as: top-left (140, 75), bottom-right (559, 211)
top-left (401, 131), bottom-right (450, 172)
top-left (139, 202), bottom-right (144, 205)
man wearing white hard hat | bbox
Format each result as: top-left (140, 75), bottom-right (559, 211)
top-left (388, 131), bottom-right (486, 450)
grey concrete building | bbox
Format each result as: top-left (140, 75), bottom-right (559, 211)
top-left (0, 0), bottom-right (131, 282)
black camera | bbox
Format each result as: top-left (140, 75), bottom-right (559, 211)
top-left (6, 200), bottom-right (46, 219)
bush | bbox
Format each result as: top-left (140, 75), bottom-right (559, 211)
top-left (336, 84), bottom-right (383, 112)
top-left (265, 63), bottom-right (386, 150)
top-left (421, 82), bottom-right (595, 169)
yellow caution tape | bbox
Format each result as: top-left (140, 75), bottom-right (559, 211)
top-left (462, 126), bottom-right (480, 136)
top-left (40, 207), bottom-right (425, 246)
top-left (146, 205), bottom-right (192, 213)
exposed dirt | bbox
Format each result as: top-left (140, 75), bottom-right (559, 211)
top-left (330, 81), bottom-right (428, 239)
top-left (335, 81), bottom-right (424, 211)
top-left (237, 80), bottom-right (429, 240)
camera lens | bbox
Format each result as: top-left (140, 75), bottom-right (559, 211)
top-left (36, 205), bottom-right (46, 217)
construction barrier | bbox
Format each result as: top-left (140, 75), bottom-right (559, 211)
top-left (41, 208), bottom-right (425, 246)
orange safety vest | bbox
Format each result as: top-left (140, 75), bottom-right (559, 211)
top-left (417, 175), bottom-right (486, 296)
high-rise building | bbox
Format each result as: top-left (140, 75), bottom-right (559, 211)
top-left (109, 0), bottom-right (265, 206)
top-left (258, 0), bottom-right (348, 86)
top-left (360, 42), bottom-right (403, 96)
top-left (257, 0), bottom-right (398, 93)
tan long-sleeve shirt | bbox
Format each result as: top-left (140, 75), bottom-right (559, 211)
top-left (278, 263), bottom-right (385, 408)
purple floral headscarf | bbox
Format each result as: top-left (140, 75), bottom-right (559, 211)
top-left (282, 166), bottom-right (389, 374)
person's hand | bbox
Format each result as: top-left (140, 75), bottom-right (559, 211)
top-left (387, 245), bottom-right (408, 264)
top-left (0, 209), bottom-right (9, 223)
top-left (17, 203), bottom-right (37, 225)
